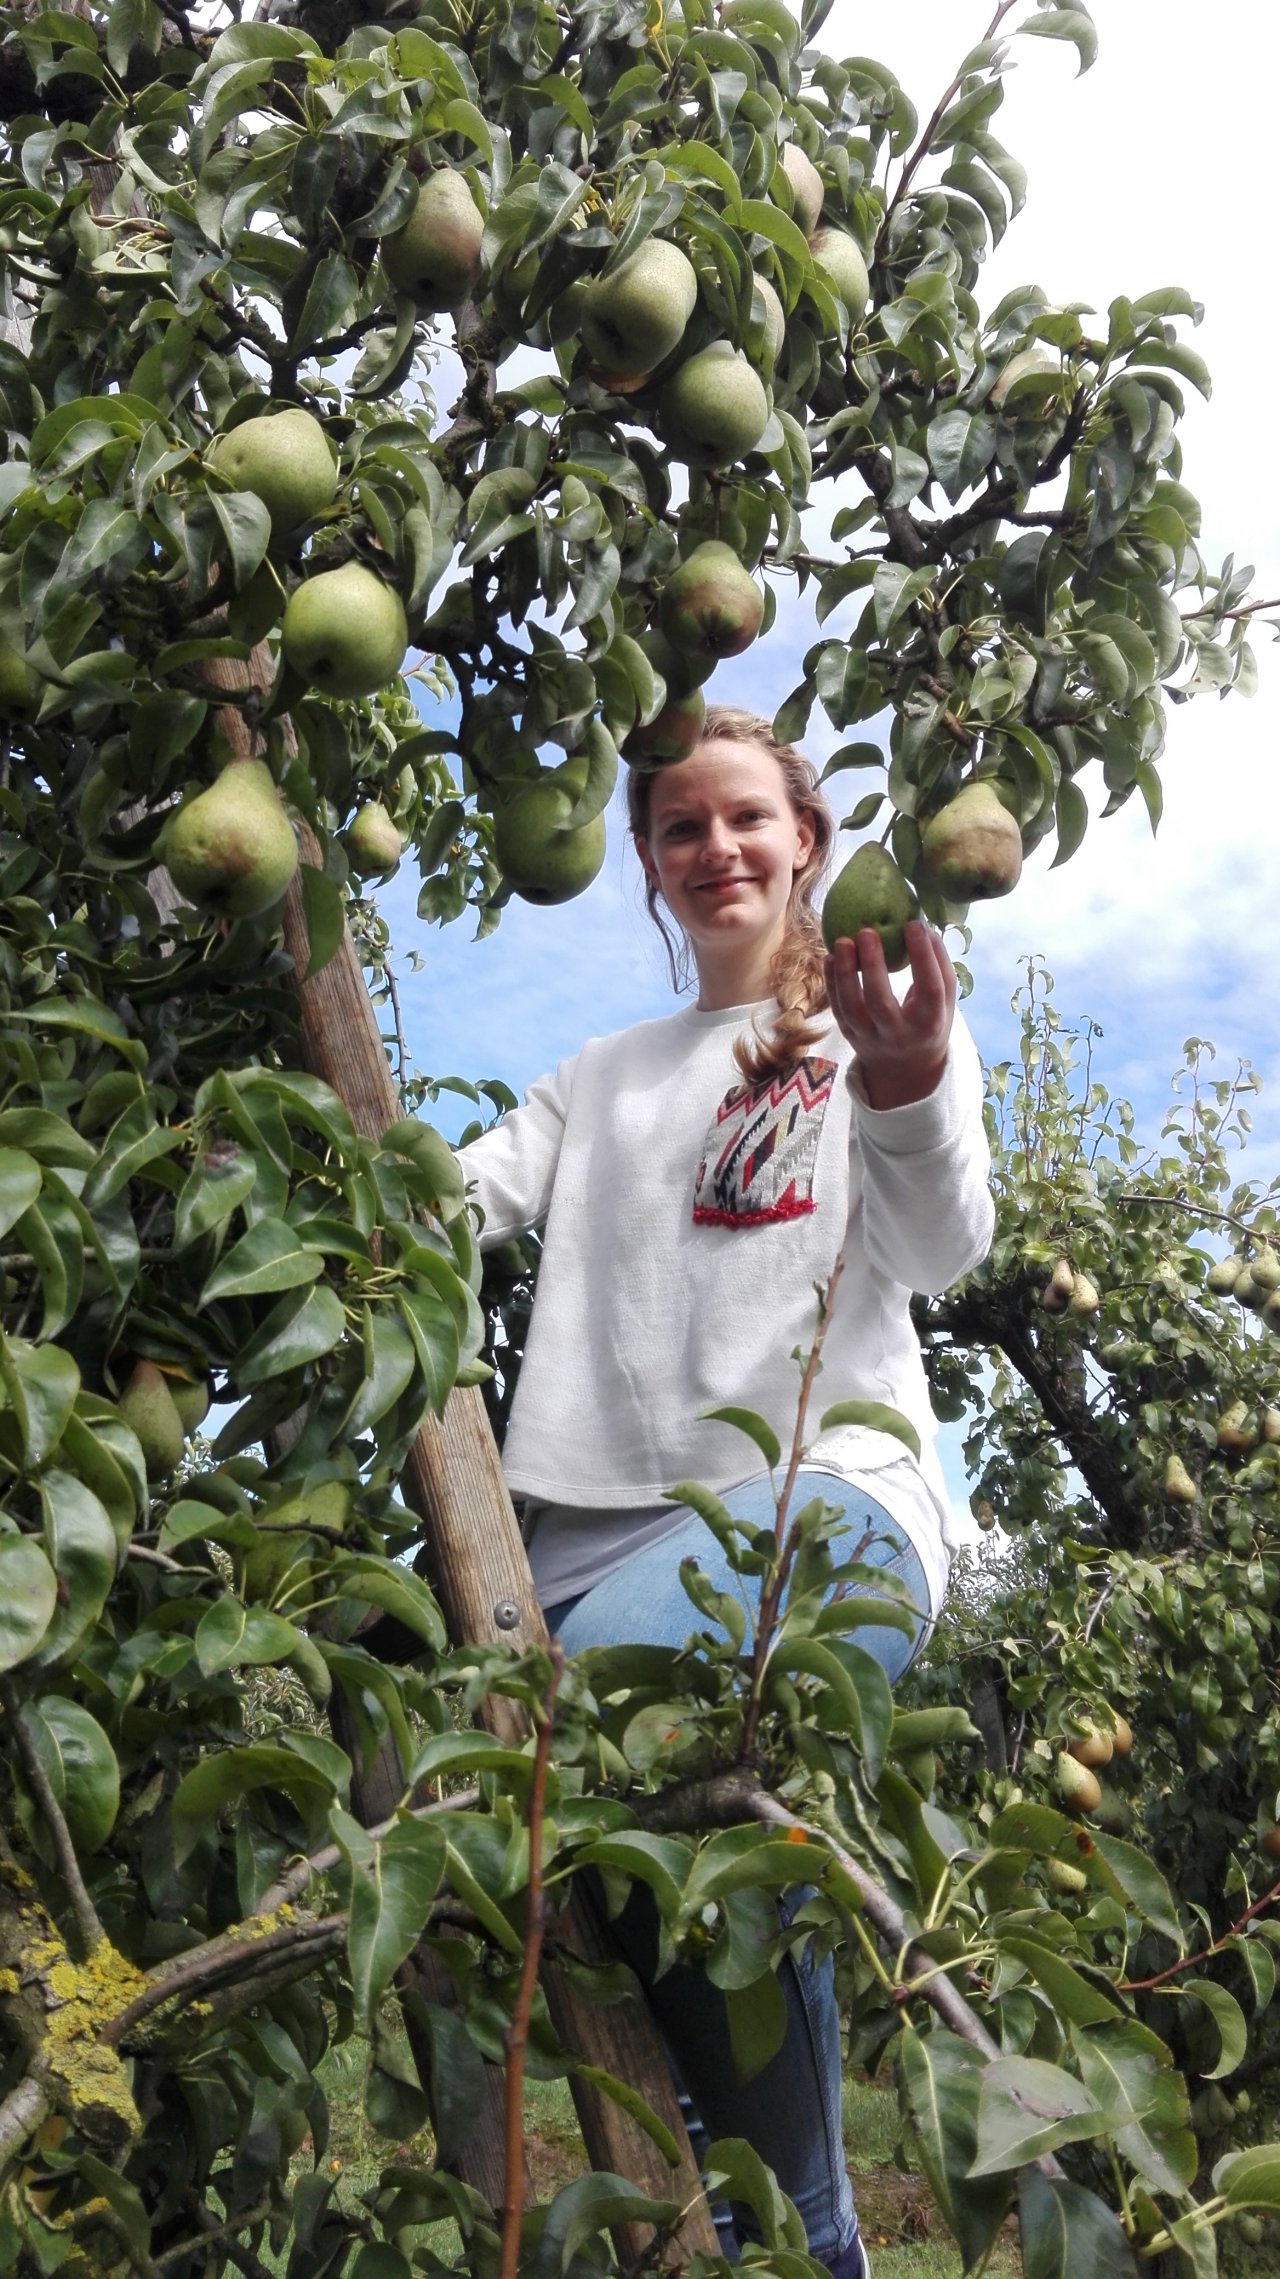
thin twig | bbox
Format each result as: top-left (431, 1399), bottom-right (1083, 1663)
top-left (740, 1256), bottom-right (846, 1760)
top-left (1119, 1877), bottom-right (1280, 1994)
top-left (3, 1676), bottom-right (105, 1956)
top-left (877, 0), bottom-right (1022, 253)
top-left (155, 2201), bottom-right (270, 2272)
top-left (500, 1645), bottom-right (564, 2279)
top-left (1181, 596), bottom-right (1279, 624)
top-left (104, 1913), bottom-right (348, 2046)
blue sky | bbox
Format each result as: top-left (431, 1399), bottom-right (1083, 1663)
top-left (369, 4), bottom-right (1280, 1519)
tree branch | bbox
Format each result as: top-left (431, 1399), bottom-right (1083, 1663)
top-left (1119, 1877), bottom-right (1280, 1994)
top-left (877, 0), bottom-right (1022, 254)
top-left (0, 2072), bottom-right (51, 2173)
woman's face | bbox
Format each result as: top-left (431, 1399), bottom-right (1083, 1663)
top-left (635, 739), bottom-right (815, 983)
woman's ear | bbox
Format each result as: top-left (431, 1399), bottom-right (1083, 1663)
top-left (793, 811), bottom-right (817, 870)
top-left (635, 836), bottom-right (657, 887)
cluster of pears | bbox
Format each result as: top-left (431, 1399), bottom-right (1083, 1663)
top-left (1054, 1710), bottom-right (1135, 1827)
top-left (1039, 1255), bottom-right (1101, 1318)
top-left (1207, 1240), bottom-right (1280, 1331)
top-left (818, 783), bottom-right (1024, 963)
top-left (162, 403), bottom-right (411, 920)
top-left (116, 1356), bottom-right (211, 1481)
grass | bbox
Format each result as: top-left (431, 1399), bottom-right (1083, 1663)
top-left (299, 2046), bottom-right (1022, 2276)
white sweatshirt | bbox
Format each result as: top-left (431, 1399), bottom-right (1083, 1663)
top-left (462, 998), bottom-right (994, 1606)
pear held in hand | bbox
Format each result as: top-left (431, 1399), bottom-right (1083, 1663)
top-left (920, 781), bottom-right (1023, 902)
top-left (160, 759), bottom-right (298, 920)
top-left (282, 562), bottom-right (408, 700)
top-left (209, 408), bottom-right (337, 534)
top-left (821, 844), bottom-right (920, 971)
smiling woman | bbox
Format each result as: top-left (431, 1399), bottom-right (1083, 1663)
top-left (457, 705), bottom-right (996, 2279)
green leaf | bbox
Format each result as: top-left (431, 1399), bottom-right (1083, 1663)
top-left (396, 1288), bottom-right (460, 1417)
top-left (172, 1145), bottom-right (257, 1248)
top-left (170, 1744), bottom-right (336, 1864)
top-left (767, 1635), bottom-right (893, 1778)
top-left (0, 1333), bottom-right (80, 1468)
top-left (0, 1148), bottom-right (43, 1238)
top-left (817, 1399), bottom-right (921, 1460)
top-left (415, 2003), bottom-right (489, 2167)
top-left (0, 1533), bottom-right (57, 1668)
top-left (527, 2174), bottom-right (681, 2279)
top-left (1073, 2019), bottom-right (1195, 2197)
top-left (327, 1553), bottom-right (446, 1651)
top-left (969, 2054), bottom-right (1113, 2175)
top-left (332, 1806), bottom-right (445, 2031)
top-left (998, 1933), bottom-right (1122, 2027)
top-left (209, 488), bottom-right (271, 588)
top-left (1086, 1832), bottom-right (1182, 1945)
top-left (898, 2027), bottom-right (1014, 2270)
top-left (236, 1283), bottom-right (347, 1389)
top-left (1017, 2167), bottom-right (1138, 2279)
top-left (1214, 2142), bottom-right (1280, 2211)
top-left (0, 1110), bottom-right (94, 1171)
top-left (299, 863), bottom-right (345, 980)
top-left (1177, 1978), bottom-right (1248, 2080)
top-left (200, 1217), bottom-right (325, 1303)
top-left (37, 1470), bottom-right (117, 1665)
top-left (1019, 8), bottom-right (1098, 74)
top-left (21, 1697), bottom-right (119, 1850)
top-left (700, 1405), bottom-right (781, 1469)
top-left (574, 2066), bottom-right (680, 2168)
top-left (700, 2138), bottom-right (805, 2253)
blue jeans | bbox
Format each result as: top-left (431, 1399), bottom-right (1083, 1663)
top-left (544, 1469), bottom-right (933, 2271)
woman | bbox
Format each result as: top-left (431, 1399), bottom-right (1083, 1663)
top-left (462, 706), bottom-right (995, 2278)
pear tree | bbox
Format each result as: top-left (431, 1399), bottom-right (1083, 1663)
top-left (3, 3), bottom-right (1280, 2277)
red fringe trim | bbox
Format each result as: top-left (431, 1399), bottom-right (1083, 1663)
top-left (692, 1199), bottom-right (817, 1227)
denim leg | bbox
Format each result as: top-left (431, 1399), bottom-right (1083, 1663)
top-left (604, 1876), bottom-right (858, 2269)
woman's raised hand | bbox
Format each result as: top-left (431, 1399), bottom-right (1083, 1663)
top-left (824, 920), bottom-right (958, 1110)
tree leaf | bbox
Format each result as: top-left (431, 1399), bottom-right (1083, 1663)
top-left (21, 1696), bottom-right (120, 1850)
top-left (200, 1217), bottom-right (325, 1303)
top-left (331, 1806), bottom-right (445, 2031)
top-left (817, 1398), bottom-right (922, 1460)
top-left (236, 1283), bottom-right (347, 1389)
top-left (969, 2054), bottom-right (1113, 2175)
top-left (0, 1533), bottom-right (58, 1668)
top-left (170, 1744), bottom-right (337, 1864)
top-left (0, 1332), bottom-right (79, 1468)
top-left (300, 863), bottom-right (345, 979)
top-left (700, 1405), bottom-right (781, 1469)
top-left (0, 1147), bottom-right (42, 1238)
top-left (1017, 2167), bottom-right (1138, 2279)
top-left (37, 1469), bottom-right (117, 1665)
top-left (1214, 2142), bottom-right (1280, 2211)
top-left (898, 2027), bottom-right (1014, 2269)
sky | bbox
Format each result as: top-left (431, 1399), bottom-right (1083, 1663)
top-left (369, 3), bottom-right (1280, 1513)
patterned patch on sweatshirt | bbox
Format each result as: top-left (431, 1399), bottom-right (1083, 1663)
top-left (693, 1057), bottom-right (837, 1226)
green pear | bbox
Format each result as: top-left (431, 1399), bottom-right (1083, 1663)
top-left (281, 562), bottom-right (408, 700)
top-left (346, 803), bottom-right (404, 877)
top-left (493, 779), bottom-right (606, 905)
top-left (920, 781), bottom-right (1023, 902)
top-left (1067, 1270), bottom-right (1101, 1318)
top-left (380, 168), bottom-right (485, 309)
top-left (1040, 1256), bottom-right (1076, 1314)
top-left (1207, 1252), bottom-right (1245, 1294)
top-left (820, 844), bottom-right (920, 970)
top-left (1163, 1452), bottom-right (1199, 1505)
top-left (638, 627), bottom-right (718, 695)
top-left (118, 1359), bottom-right (185, 1481)
top-left (1055, 1750), bottom-right (1101, 1815)
top-left (159, 759), bottom-right (298, 919)
top-left (1067, 1722), bottom-right (1113, 1770)
top-left (169, 1374), bottom-right (211, 1435)
top-left (660, 344), bottom-right (771, 467)
top-left (751, 272), bottom-right (786, 366)
top-left (1044, 1855), bottom-right (1088, 1895)
top-left (1248, 1246), bottom-right (1280, 1292)
top-left (1110, 1712), bottom-right (1134, 1757)
top-left (1217, 1400), bottom-right (1258, 1454)
top-left (660, 541), bottom-right (764, 662)
top-left (623, 682), bottom-right (706, 768)
top-left (209, 408), bottom-right (337, 534)
top-left (779, 141), bottom-right (824, 236)
top-left (809, 226), bottom-right (870, 318)
top-left (1089, 1788), bottom-right (1130, 1837)
top-left (579, 238), bottom-right (698, 376)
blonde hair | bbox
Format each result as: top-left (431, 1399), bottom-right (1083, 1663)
top-left (625, 704), bottom-right (835, 1089)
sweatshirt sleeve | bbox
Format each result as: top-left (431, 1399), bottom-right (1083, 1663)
top-left (459, 1056), bottom-right (576, 1249)
top-left (848, 1010), bottom-right (995, 1293)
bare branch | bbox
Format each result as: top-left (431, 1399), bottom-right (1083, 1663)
top-left (0, 2073), bottom-right (51, 2172)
